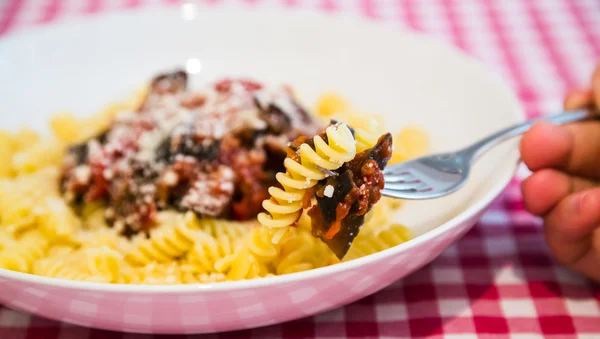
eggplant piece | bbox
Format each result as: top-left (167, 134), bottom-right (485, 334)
top-left (354, 133), bottom-right (393, 171)
top-left (150, 70), bottom-right (188, 95)
top-left (310, 171), bottom-right (361, 258)
top-left (154, 132), bottom-right (221, 164)
top-left (65, 130), bottom-right (109, 166)
top-left (254, 94), bottom-right (324, 138)
top-left (255, 101), bottom-right (292, 135)
top-left (309, 133), bottom-right (393, 259)
top-left (137, 70), bottom-right (189, 112)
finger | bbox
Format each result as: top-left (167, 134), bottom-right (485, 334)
top-left (519, 121), bottom-right (600, 178)
top-left (521, 169), bottom-right (597, 216)
top-left (544, 188), bottom-right (600, 281)
top-left (593, 63), bottom-right (600, 109)
top-left (564, 89), bottom-right (593, 110)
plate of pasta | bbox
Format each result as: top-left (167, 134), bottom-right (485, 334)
top-left (0, 5), bottom-right (523, 334)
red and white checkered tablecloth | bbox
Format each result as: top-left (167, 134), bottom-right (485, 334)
top-left (0, 0), bottom-right (599, 338)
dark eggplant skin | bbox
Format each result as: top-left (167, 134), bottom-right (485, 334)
top-left (150, 70), bottom-right (188, 95)
top-left (311, 133), bottom-right (393, 259)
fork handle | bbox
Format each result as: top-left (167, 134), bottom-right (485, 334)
top-left (462, 109), bottom-right (598, 163)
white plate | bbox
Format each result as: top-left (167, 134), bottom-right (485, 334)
top-left (0, 5), bottom-right (523, 334)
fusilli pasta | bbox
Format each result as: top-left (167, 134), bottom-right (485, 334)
top-left (11, 138), bottom-right (64, 175)
top-left (37, 197), bottom-right (81, 243)
top-left (33, 245), bottom-right (121, 283)
top-left (0, 230), bottom-right (50, 273)
top-left (315, 93), bottom-right (385, 152)
top-left (0, 167), bottom-right (60, 235)
top-left (126, 212), bottom-right (195, 266)
top-left (343, 223), bottom-right (412, 261)
top-left (274, 227), bottom-right (337, 275)
top-left (184, 217), bottom-right (253, 273)
top-left (214, 227), bottom-right (276, 280)
top-left (0, 86), bottom-right (425, 285)
top-left (258, 123), bottom-right (357, 242)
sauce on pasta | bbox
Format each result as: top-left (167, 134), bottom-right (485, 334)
top-left (60, 70), bottom-right (323, 236)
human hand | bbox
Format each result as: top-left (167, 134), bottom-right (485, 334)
top-left (520, 64), bottom-right (600, 282)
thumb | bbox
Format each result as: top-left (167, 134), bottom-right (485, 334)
top-left (544, 188), bottom-right (600, 282)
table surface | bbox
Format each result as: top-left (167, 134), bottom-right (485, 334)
top-left (0, 0), bottom-right (599, 338)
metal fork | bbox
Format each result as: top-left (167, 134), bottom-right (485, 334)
top-left (382, 110), bottom-right (597, 200)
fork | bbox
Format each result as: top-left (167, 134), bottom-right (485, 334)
top-left (382, 109), bottom-right (598, 200)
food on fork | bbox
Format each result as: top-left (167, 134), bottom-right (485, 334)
top-left (307, 132), bottom-right (392, 258)
top-left (258, 122), bottom-right (393, 259)
top-left (0, 69), bottom-right (425, 284)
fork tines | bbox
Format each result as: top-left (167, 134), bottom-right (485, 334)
top-left (382, 170), bottom-right (425, 192)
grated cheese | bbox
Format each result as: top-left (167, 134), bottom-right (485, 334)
top-left (324, 185), bottom-right (335, 198)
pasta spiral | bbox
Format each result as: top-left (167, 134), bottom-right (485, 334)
top-left (343, 223), bottom-right (412, 261)
top-left (316, 93), bottom-right (384, 153)
top-left (0, 84), bottom-right (424, 285)
top-left (83, 246), bottom-right (122, 282)
top-left (0, 167), bottom-right (59, 235)
top-left (0, 230), bottom-right (49, 273)
top-left (37, 197), bottom-right (82, 243)
top-left (258, 123), bottom-right (357, 242)
top-left (214, 227), bottom-right (277, 280)
top-left (354, 117), bottom-right (382, 153)
top-left (34, 256), bottom-right (95, 282)
top-left (214, 248), bottom-right (268, 281)
top-left (125, 212), bottom-right (195, 266)
top-left (274, 227), bottom-right (337, 275)
top-left (184, 217), bottom-right (253, 273)
top-left (185, 230), bottom-right (223, 272)
top-left (11, 138), bottom-right (64, 175)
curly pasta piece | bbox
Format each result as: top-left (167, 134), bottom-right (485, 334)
top-left (274, 227), bottom-right (337, 275)
top-left (184, 217), bottom-right (253, 273)
top-left (360, 198), bottom-right (400, 235)
top-left (37, 197), bottom-right (81, 243)
top-left (258, 123), bottom-right (356, 242)
top-left (195, 218), bottom-right (252, 256)
top-left (11, 138), bottom-right (64, 175)
top-left (247, 226), bottom-right (279, 262)
top-left (214, 247), bottom-right (270, 281)
top-left (185, 230), bottom-right (223, 272)
top-left (0, 185), bottom-right (36, 234)
top-left (0, 230), bottom-right (49, 273)
top-left (353, 117), bottom-right (382, 153)
top-left (125, 212), bottom-right (195, 266)
top-left (316, 93), bottom-right (385, 153)
top-left (33, 248), bottom-right (103, 282)
top-left (11, 128), bottom-right (40, 153)
top-left (343, 223), bottom-right (412, 261)
top-left (34, 259), bottom-right (94, 282)
top-left (83, 246), bottom-right (122, 282)
top-left (0, 167), bottom-right (60, 235)
top-left (213, 227), bottom-right (276, 280)
top-left (74, 228), bottom-right (125, 252)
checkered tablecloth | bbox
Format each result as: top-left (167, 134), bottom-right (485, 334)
top-left (0, 0), bottom-right (599, 338)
